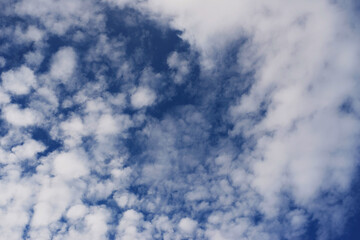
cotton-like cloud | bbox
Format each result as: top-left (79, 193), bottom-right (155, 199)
top-left (11, 139), bottom-right (45, 161)
top-left (3, 104), bottom-right (40, 127)
top-left (0, 0), bottom-right (359, 239)
top-left (52, 151), bottom-right (89, 179)
top-left (0, 90), bottom-right (10, 104)
top-left (1, 65), bottom-right (36, 95)
top-left (50, 47), bottom-right (77, 82)
top-left (23, 25), bottom-right (44, 42)
top-left (66, 204), bottom-right (88, 221)
top-left (13, 25), bottom-right (45, 43)
top-left (130, 0), bottom-right (360, 233)
top-left (56, 207), bottom-right (110, 240)
top-left (24, 51), bottom-right (44, 68)
top-left (15, 0), bottom-right (103, 35)
top-left (131, 86), bottom-right (156, 109)
top-left (178, 217), bottom-right (198, 235)
top-left (96, 114), bottom-right (132, 136)
top-left (117, 209), bottom-right (152, 240)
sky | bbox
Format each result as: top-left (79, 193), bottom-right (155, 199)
top-left (0, 0), bottom-right (360, 239)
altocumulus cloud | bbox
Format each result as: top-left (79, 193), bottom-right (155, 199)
top-left (0, 0), bottom-right (359, 240)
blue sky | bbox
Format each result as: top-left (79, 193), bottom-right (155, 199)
top-left (0, 0), bottom-right (360, 239)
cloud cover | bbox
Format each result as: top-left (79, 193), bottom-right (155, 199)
top-left (0, 0), bottom-right (359, 239)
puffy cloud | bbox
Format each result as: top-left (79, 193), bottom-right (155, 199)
top-left (66, 204), bottom-right (88, 221)
top-left (96, 114), bottom-right (132, 136)
top-left (0, 1), bottom-right (358, 239)
top-left (130, 87), bottom-right (156, 109)
top-left (1, 65), bottom-right (36, 95)
top-left (126, 0), bottom-right (360, 229)
top-left (178, 217), bottom-right (198, 235)
top-left (17, 25), bottom-right (45, 43)
top-left (117, 209), bottom-right (152, 240)
top-left (52, 151), bottom-right (89, 179)
top-left (15, 0), bottom-right (103, 35)
top-left (31, 179), bottom-right (74, 228)
top-left (24, 25), bottom-right (44, 42)
top-left (3, 104), bottom-right (40, 127)
top-left (114, 191), bottom-right (138, 208)
top-left (0, 179), bottom-right (35, 240)
top-left (0, 90), bottom-right (10, 104)
top-left (24, 51), bottom-right (44, 68)
top-left (11, 139), bottom-right (46, 161)
top-left (50, 47), bottom-right (77, 82)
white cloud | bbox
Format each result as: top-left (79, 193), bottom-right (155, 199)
top-left (57, 207), bottom-right (110, 240)
top-left (117, 209), bottom-right (152, 240)
top-left (1, 65), bottom-right (36, 95)
top-left (59, 116), bottom-right (86, 148)
top-left (114, 192), bottom-right (138, 208)
top-left (50, 47), bottom-right (77, 82)
top-left (0, 179), bottom-right (35, 240)
top-left (31, 179), bottom-right (74, 228)
top-left (3, 104), bottom-right (40, 127)
top-left (24, 51), bottom-right (44, 68)
top-left (36, 87), bottom-right (59, 107)
top-left (97, 114), bottom-right (121, 135)
top-left (15, 0), bottom-right (103, 35)
top-left (66, 204), bottom-right (88, 221)
top-left (85, 179), bottom-right (115, 201)
top-left (0, 1), bottom-right (358, 239)
top-left (131, 87), bottom-right (156, 109)
top-left (81, 207), bottom-right (110, 240)
top-left (112, 0), bottom-right (360, 237)
top-left (11, 139), bottom-right (46, 160)
top-left (23, 25), bottom-right (45, 42)
top-left (178, 217), bottom-right (197, 235)
top-left (0, 90), bottom-right (10, 104)
top-left (52, 151), bottom-right (89, 179)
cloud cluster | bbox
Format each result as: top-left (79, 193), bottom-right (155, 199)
top-left (0, 0), bottom-right (359, 240)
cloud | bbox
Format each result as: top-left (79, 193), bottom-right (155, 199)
top-left (11, 139), bottom-right (46, 161)
top-left (57, 207), bottom-right (110, 240)
top-left (0, 179), bottom-right (35, 240)
top-left (66, 204), bottom-right (88, 221)
top-left (0, 1), bottom-right (359, 239)
top-left (52, 151), bottom-right (89, 179)
top-left (13, 25), bottom-right (45, 43)
top-left (1, 65), bottom-right (36, 95)
top-left (3, 104), bottom-right (40, 127)
top-left (31, 180), bottom-right (74, 228)
top-left (24, 51), bottom-right (44, 68)
top-left (0, 56), bottom-right (6, 68)
top-left (0, 90), bottom-right (10, 104)
top-left (167, 51), bottom-right (190, 84)
top-left (96, 114), bottom-right (132, 136)
top-left (131, 86), bottom-right (156, 109)
top-left (114, 191), bottom-right (138, 209)
top-left (14, 0), bottom-right (103, 35)
top-left (23, 25), bottom-right (44, 42)
top-left (50, 47), bottom-right (77, 82)
top-left (117, 209), bottom-right (152, 240)
top-left (178, 217), bottom-right (198, 235)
